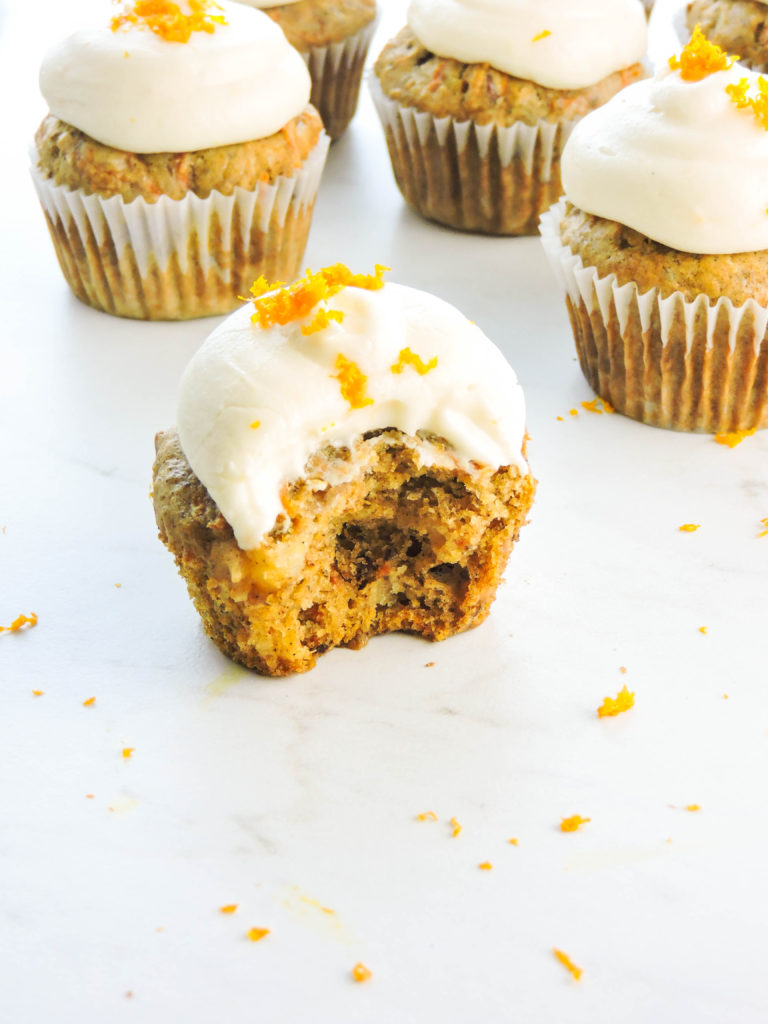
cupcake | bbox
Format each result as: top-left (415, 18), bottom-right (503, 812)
top-left (370, 0), bottom-right (647, 236)
top-left (540, 28), bottom-right (768, 433)
top-left (33, 0), bottom-right (329, 320)
top-left (153, 265), bottom-right (535, 675)
top-left (686, 1), bottom-right (768, 71)
top-left (232, 0), bottom-right (378, 139)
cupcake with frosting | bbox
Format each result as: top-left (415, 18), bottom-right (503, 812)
top-left (33, 0), bottom-right (329, 320)
top-left (540, 27), bottom-right (768, 432)
top-left (153, 264), bottom-right (535, 675)
top-left (686, 1), bottom-right (768, 71)
top-left (370, 0), bottom-right (647, 235)
top-left (232, 0), bottom-right (377, 139)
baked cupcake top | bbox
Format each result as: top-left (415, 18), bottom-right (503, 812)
top-left (177, 266), bottom-right (529, 549)
top-left (406, 0), bottom-right (647, 90)
top-left (561, 28), bottom-right (768, 254)
top-left (39, 0), bottom-right (311, 153)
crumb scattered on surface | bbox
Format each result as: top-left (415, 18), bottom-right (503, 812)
top-left (425, 661), bottom-right (435, 668)
top-left (560, 815), bottom-right (590, 833)
top-left (553, 948), bottom-right (583, 980)
top-left (597, 685), bottom-right (635, 718)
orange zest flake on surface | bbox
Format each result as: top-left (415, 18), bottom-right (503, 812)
top-left (669, 25), bottom-right (736, 81)
top-left (301, 308), bottom-right (345, 336)
top-left (247, 927), bottom-right (270, 942)
top-left (332, 354), bottom-right (374, 410)
top-left (685, 803), bottom-right (701, 812)
top-left (416, 810), bottom-right (438, 822)
top-left (508, 837), bottom-right (519, 846)
top-left (219, 904), bottom-right (238, 914)
top-left (249, 420), bottom-right (261, 430)
top-left (122, 747), bottom-right (135, 759)
top-left (560, 815), bottom-right (590, 833)
top-left (569, 408), bottom-right (578, 417)
top-left (352, 962), bottom-right (372, 983)
top-left (581, 396), bottom-right (614, 414)
top-left (0, 612), bottom-right (38, 634)
top-left (478, 861), bottom-right (493, 870)
top-left (759, 517), bottom-right (768, 537)
top-left (726, 76), bottom-right (768, 130)
top-left (714, 428), bottom-right (755, 447)
top-left (250, 264), bottom-right (388, 331)
top-left (597, 684), bottom-right (635, 718)
top-left (390, 347), bottom-right (438, 376)
top-left (111, 1), bottom-right (227, 43)
top-left (82, 697), bottom-right (96, 707)
top-left (449, 817), bottom-right (462, 838)
top-left (32, 690), bottom-right (44, 697)
top-left (699, 626), bottom-right (708, 634)
top-left (532, 30), bottom-right (551, 42)
top-left (553, 948), bottom-right (583, 981)
top-left (679, 523), bottom-right (700, 532)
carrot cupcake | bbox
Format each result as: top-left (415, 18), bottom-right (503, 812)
top-left (686, 1), bottom-right (768, 71)
top-left (233, 0), bottom-right (377, 139)
top-left (540, 28), bottom-right (768, 432)
top-left (371, 0), bottom-right (647, 235)
top-left (153, 265), bottom-right (535, 675)
top-left (33, 0), bottom-right (329, 320)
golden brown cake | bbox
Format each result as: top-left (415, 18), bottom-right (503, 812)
top-left (686, 0), bottom-right (768, 69)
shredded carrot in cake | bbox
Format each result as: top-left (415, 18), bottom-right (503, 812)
top-left (597, 685), bottom-right (635, 718)
top-left (0, 612), bottom-right (37, 634)
top-left (352, 963), bottom-right (372, 983)
top-left (449, 817), bottom-right (462, 838)
top-left (82, 697), bottom-right (96, 707)
top-left (726, 76), bottom-right (768, 129)
top-left (390, 347), bottom-right (438, 376)
top-left (332, 354), bottom-right (374, 410)
top-left (679, 523), bottom-right (700, 532)
top-left (417, 810), bottom-right (438, 822)
top-left (247, 927), bottom-right (270, 942)
top-left (111, 0), bottom-right (227, 43)
top-left (250, 264), bottom-right (389, 332)
top-left (553, 948), bottom-right (583, 981)
top-left (669, 25), bottom-right (736, 81)
top-left (219, 904), bottom-right (238, 914)
top-left (532, 30), bottom-right (551, 43)
top-left (715, 428), bottom-right (756, 447)
top-left (560, 815), bottom-right (590, 833)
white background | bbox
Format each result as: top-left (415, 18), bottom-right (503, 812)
top-left (2, 1), bottom-right (767, 1021)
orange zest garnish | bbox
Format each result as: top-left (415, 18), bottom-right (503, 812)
top-left (726, 77), bottom-right (768, 130)
top-left (560, 815), bottom-right (590, 833)
top-left (111, 0), bottom-right (227, 44)
top-left (679, 523), bottom-right (700, 532)
top-left (416, 810), bottom-right (438, 822)
top-left (122, 747), bottom-right (135, 759)
top-left (219, 904), bottom-right (238, 914)
top-left (301, 308), bottom-right (344, 336)
top-left (759, 517), bottom-right (768, 537)
top-left (597, 685), bottom-right (635, 718)
top-left (715, 428), bottom-right (755, 447)
top-left (581, 397), bottom-right (614, 414)
top-left (449, 817), bottom-right (462, 838)
top-left (699, 626), bottom-right (708, 634)
top-left (669, 25), bottom-right (736, 81)
top-left (332, 353), bottom-right (373, 410)
top-left (82, 697), bottom-right (96, 707)
top-left (478, 862), bottom-right (493, 870)
top-left (553, 948), bottom-right (583, 981)
top-left (532, 30), bottom-right (551, 43)
top-left (250, 264), bottom-right (388, 332)
top-left (508, 838), bottom-right (519, 846)
top-left (0, 612), bottom-right (38, 634)
top-left (685, 804), bottom-right (701, 812)
top-left (32, 690), bottom-right (44, 697)
top-left (390, 347), bottom-right (438, 376)
top-left (352, 962), bottom-right (372, 982)
top-left (247, 927), bottom-right (270, 942)
top-left (249, 420), bottom-right (261, 430)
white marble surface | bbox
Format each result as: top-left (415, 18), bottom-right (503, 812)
top-left (2, 2), bottom-right (768, 1021)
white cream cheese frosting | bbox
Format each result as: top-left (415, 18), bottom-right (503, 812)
top-left (177, 279), bottom-right (529, 550)
top-left (39, 1), bottom-right (311, 153)
top-left (406, 0), bottom-right (647, 90)
top-left (561, 62), bottom-right (768, 254)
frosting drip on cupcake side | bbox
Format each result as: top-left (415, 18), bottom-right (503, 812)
top-left (39, 0), bottom-right (311, 153)
top-left (561, 38), bottom-right (768, 254)
top-left (177, 270), bottom-right (529, 549)
top-left (406, 0), bottom-right (647, 90)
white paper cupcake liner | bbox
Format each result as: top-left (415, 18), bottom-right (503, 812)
top-left (302, 17), bottom-right (378, 139)
top-left (369, 74), bottom-right (575, 235)
top-left (540, 198), bottom-right (768, 432)
top-left (31, 131), bottom-right (330, 320)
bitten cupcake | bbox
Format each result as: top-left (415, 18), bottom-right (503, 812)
top-left (33, 0), bottom-right (329, 320)
top-left (686, 1), bottom-right (768, 71)
top-left (153, 265), bottom-right (535, 676)
top-left (370, 0), bottom-right (647, 235)
top-left (232, 0), bottom-right (377, 139)
top-left (540, 28), bottom-right (768, 433)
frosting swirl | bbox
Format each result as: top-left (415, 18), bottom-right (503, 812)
top-left (561, 62), bottom-right (768, 254)
top-left (177, 278), bottom-right (528, 549)
top-left (39, 1), bottom-right (311, 153)
top-left (406, 0), bottom-right (647, 91)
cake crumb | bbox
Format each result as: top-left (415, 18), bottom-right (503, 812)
top-left (247, 927), bottom-right (270, 942)
top-left (553, 948), bottom-right (583, 981)
top-left (425, 661), bottom-right (435, 668)
top-left (560, 815), bottom-right (590, 833)
top-left (352, 962), bottom-right (372, 983)
top-left (597, 685), bottom-right (635, 718)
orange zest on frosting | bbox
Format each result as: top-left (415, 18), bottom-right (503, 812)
top-left (532, 30), bottom-right (551, 43)
top-left (247, 927), bottom-right (270, 942)
top-left (669, 25), bottom-right (736, 81)
top-left (679, 523), bottom-right (700, 532)
top-left (714, 427), bottom-right (755, 446)
top-left (332, 354), bottom-right (373, 410)
top-left (597, 685), bottom-right (635, 718)
top-left (111, 1), bottom-right (227, 43)
top-left (0, 612), bottom-right (38, 634)
top-left (560, 815), bottom-right (590, 833)
top-left (553, 948), bottom-right (583, 981)
top-left (352, 963), bottom-right (372, 983)
top-left (302, 308), bottom-right (345, 336)
top-left (726, 76), bottom-right (768, 130)
top-left (250, 264), bottom-right (389, 332)
top-left (390, 347), bottom-right (438, 376)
